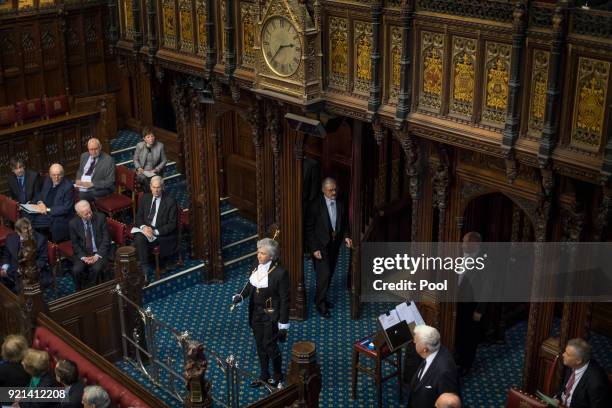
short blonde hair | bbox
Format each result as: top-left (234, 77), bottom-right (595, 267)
top-left (21, 349), bottom-right (50, 377)
top-left (1, 334), bottom-right (28, 362)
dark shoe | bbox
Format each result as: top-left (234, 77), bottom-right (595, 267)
top-left (325, 300), bottom-right (335, 309)
top-left (317, 307), bottom-right (331, 319)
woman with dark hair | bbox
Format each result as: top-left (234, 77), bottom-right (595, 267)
top-left (133, 127), bottom-right (167, 192)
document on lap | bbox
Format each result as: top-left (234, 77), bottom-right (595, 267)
top-left (20, 203), bottom-right (41, 214)
top-left (131, 227), bottom-right (157, 243)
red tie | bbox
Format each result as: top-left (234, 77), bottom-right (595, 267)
top-left (562, 369), bottom-right (576, 404)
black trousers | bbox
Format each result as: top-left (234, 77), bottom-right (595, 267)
top-left (134, 233), bottom-right (156, 267)
top-left (252, 309), bottom-right (282, 381)
top-left (72, 256), bottom-right (108, 290)
top-left (455, 304), bottom-right (481, 369)
top-left (312, 239), bottom-right (341, 309)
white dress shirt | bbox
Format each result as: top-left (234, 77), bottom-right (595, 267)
top-left (250, 261), bottom-right (272, 289)
top-left (324, 196), bottom-right (337, 231)
top-left (419, 349), bottom-right (439, 381)
top-left (564, 362), bottom-right (589, 406)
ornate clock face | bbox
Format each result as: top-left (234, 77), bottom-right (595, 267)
top-left (261, 16), bottom-right (302, 77)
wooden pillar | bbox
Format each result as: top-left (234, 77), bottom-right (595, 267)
top-left (131, 0), bottom-right (143, 52)
top-left (287, 342), bottom-right (322, 408)
top-left (267, 103), bottom-right (281, 227)
top-left (522, 172), bottom-right (556, 392)
top-left (281, 121), bottom-right (305, 320)
top-left (249, 102), bottom-right (266, 238)
top-left (395, 0), bottom-right (415, 123)
top-left (368, 0), bottom-right (382, 113)
top-left (350, 121), bottom-right (364, 319)
top-left (145, 0), bottom-right (158, 61)
top-left (501, 1), bottom-right (527, 181)
top-left (114, 246), bottom-right (144, 359)
top-left (200, 103), bottom-right (223, 282)
top-left (538, 2), bottom-right (569, 165)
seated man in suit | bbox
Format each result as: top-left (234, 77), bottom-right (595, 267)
top-left (134, 127), bottom-right (167, 192)
top-left (408, 325), bottom-right (460, 408)
top-left (556, 338), bottom-right (610, 407)
top-left (30, 163), bottom-right (74, 242)
top-left (55, 359), bottom-right (84, 408)
top-left (75, 138), bottom-right (116, 201)
top-left (1, 218), bottom-right (50, 293)
top-left (133, 176), bottom-right (177, 281)
top-left (7, 157), bottom-right (40, 204)
top-left (69, 200), bottom-right (110, 290)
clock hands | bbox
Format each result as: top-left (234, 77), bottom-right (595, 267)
top-left (272, 43), bottom-right (295, 61)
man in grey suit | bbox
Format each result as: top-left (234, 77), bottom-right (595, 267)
top-left (134, 127), bottom-right (167, 192)
top-left (75, 138), bottom-right (116, 201)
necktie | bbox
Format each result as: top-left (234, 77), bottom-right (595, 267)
top-left (147, 197), bottom-right (158, 225)
top-left (85, 221), bottom-right (94, 254)
top-left (416, 360), bottom-right (426, 382)
top-left (562, 369), bottom-right (576, 404)
top-left (85, 157), bottom-right (97, 176)
top-left (18, 177), bottom-right (25, 203)
top-left (329, 201), bottom-right (337, 231)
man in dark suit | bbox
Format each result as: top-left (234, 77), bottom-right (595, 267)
top-left (69, 200), bottom-right (110, 290)
top-left (556, 338), bottom-right (611, 407)
top-left (133, 176), bottom-right (177, 280)
top-left (304, 177), bottom-right (352, 318)
top-left (7, 157), bottom-right (40, 204)
top-left (1, 218), bottom-right (49, 292)
top-left (31, 163), bottom-right (74, 242)
top-left (455, 231), bottom-right (489, 376)
top-left (408, 325), bottom-right (460, 408)
top-left (55, 359), bottom-right (84, 408)
top-left (232, 238), bottom-right (290, 389)
top-left (75, 138), bottom-right (116, 201)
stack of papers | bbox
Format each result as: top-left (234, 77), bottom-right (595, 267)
top-left (20, 204), bottom-right (40, 214)
top-left (131, 227), bottom-right (157, 243)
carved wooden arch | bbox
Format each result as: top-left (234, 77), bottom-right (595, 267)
top-left (459, 181), bottom-right (537, 229)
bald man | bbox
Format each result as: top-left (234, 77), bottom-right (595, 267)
top-left (75, 138), bottom-right (116, 201)
top-left (31, 163), bottom-right (74, 242)
top-left (435, 393), bottom-right (461, 408)
top-left (69, 200), bottom-right (110, 290)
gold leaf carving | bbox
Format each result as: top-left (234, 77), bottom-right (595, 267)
top-left (196, 0), bottom-right (207, 55)
top-left (354, 21), bottom-right (373, 94)
top-left (329, 16), bottom-right (348, 90)
top-left (179, 0), bottom-right (194, 53)
top-left (389, 26), bottom-right (402, 101)
top-left (124, 0), bottom-right (134, 40)
top-left (482, 42), bottom-right (511, 124)
top-left (163, 0), bottom-right (177, 49)
top-left (419, 31), bottom-right (444, 111)
top-left (572, 57), bottom-right (609, 151)
top-left (528, 50), bottom-right (549, 137)
top-left (450, 36), bottom-right (476, 117)
top-left (241, 3), bottom-right (256, 68)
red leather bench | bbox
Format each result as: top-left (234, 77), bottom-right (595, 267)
top-left (33, 326), bottom-right (150, 407)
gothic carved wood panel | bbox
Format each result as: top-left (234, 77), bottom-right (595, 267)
top-left (240, 1), bottom-right (256, 69)
top-left (481, 41), bottom-right (510, 126)
top-left (570, 57), bottom-right (610, 153)
top-left (526, 49), bottom-right (550, 139)
top-left (328, 16), bottom-right (349, 91)
top-left (418, 31), bottom-right (444, 113)
top-left (449, 36), bottom-right (476, 119)
top-left (353, 21), bottom-right (373, 95)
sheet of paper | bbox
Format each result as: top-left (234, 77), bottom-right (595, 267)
top-left (535, 390), bottom-right (558, 407)
top-left (378, 310), bottom-right (401, 330)
top-left (130, 227), bottom-right (157, 243)
top-left (408, 301), bottom-right (426, 326)
top-left (143, 170), bottom-right (156, 178)
top-left (20, 203), bottom-right (41, 214)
